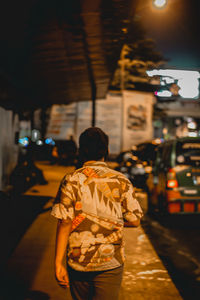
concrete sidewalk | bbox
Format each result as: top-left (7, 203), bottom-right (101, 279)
top-left (1, 162), bottom-right (182, 300)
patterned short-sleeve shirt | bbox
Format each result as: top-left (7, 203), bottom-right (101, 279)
top-left (51, 161), bottom-right (143, 272)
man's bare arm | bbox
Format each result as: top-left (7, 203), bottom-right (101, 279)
top-left (54, 219), bottom-right (72, 288)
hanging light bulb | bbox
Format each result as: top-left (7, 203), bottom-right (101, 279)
top-left (153, 0), bottom-right (167, 9)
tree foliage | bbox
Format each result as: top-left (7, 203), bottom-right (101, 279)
top-left (110, 18), bottom-right (166, 90)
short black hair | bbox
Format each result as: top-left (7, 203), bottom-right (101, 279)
top-left (79, 127), bottom-right (109, 162)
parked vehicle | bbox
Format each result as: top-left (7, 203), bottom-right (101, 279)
top-left (115, 140), bottom-right (159, 191)
top-left (147, 137), bottom-right (200, 214)
top-left (136, 140), bottom-right (160, 165)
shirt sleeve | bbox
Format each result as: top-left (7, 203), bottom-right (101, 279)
top-left (121, 180), bottom-right (143, 223)
top-left (51, 174), bottom-right (76, 220)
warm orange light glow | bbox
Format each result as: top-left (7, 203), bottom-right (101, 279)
top-left (184, 202), bottom-right (195, 213)
top-left (168, 202), bottom-right (181, 213)
top-left (167, 168), bottom-right (178, 188)
top-left (167, 179), bottom-right (178, 188)
top-left (166, 190), bottom-right (181, 201)
top-left (167, 168), bottom-right (176, 179)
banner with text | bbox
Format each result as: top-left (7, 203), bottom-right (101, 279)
top-left (122, 91), bottom-right (154, 151)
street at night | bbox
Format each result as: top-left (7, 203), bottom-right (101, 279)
top-left (143, 214), bottom-right (200, 299)
top-left (0, 162), bottom-right (199, 299)
top-left (0, 1), bottom-right (200, 299)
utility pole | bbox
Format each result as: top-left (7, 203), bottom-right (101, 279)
top-left (81, 14), bottom-right (97, 127)
top-left (120, 44), bottom-right (130, 151)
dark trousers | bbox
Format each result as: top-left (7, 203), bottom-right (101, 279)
top-left (68, 265), bottom-right (124, 300)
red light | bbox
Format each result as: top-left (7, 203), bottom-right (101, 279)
top-left (167, 169), bottom-right (178, 188)
top-left (168, 202), bottom-right (181, 213)
top-left (167, 179), bottom-right (178, 188)
top-left (184, 202), bottom-right (194, 212)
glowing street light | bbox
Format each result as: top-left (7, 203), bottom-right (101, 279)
top-left (153, 0), bottom-right (167, 9)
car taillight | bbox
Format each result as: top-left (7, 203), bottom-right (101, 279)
top-left (168, 202), bottom-right (181, 213)
top-left (167, 168), bottom-right (178, 188)
top-left (184, 202), bottom-right (195, 212)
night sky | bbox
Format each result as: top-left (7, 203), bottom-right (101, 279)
top-left (0, 0), bottom-right (199, 98)
top-left (138, 0), bottom-right (200, 69)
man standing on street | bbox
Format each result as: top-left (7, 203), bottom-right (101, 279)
top-left (51, 127), bottom-right (143, 300)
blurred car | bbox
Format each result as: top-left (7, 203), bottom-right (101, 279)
top-left (115, 150), bottom-right (147, 189)
top-left (136, 140), bottom-right (161, 165)
top-left (147, 137), bottom-right (200, 215)
top-left (115, 140), bottom-right (160, 191)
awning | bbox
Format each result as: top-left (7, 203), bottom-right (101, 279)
top-left (0, 0), bottom-right (137, 110)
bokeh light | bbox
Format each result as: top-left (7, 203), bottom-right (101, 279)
top-left (153, 0), bottom-right (167, 9)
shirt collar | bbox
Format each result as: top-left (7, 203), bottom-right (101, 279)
top-left (83, 161), bottom-right (107, 167)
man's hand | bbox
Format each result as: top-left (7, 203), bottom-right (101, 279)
top-left (124, 219), bottom-right (140, 227)
top-left (55, 262), bottom-right (69, 288)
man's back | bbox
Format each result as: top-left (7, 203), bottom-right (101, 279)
top-left (52, 160), bottom-right (143, 272)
